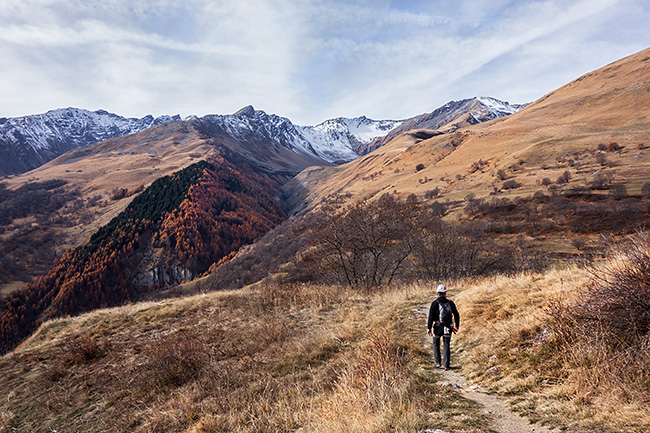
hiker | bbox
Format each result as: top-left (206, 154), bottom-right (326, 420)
top-left (427, 284), bottom-right (460, 370)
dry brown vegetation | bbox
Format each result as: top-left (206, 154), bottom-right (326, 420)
top-left (0, 282), bottom-right (492, 433)
top-left (453, 235), bottom-right (650, 432)
top-left (2, 232), bottom-right (649, 432)
top-left (286, 48), bottom-right (650, 224)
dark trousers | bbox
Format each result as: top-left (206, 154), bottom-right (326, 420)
top-left (433, 335), bottom-right (451, 368)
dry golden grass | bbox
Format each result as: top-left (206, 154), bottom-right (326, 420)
top-left (2, 259), bottom-right (648, 432)
top-left (0, 282), bottom-right (491, 433)
top-left (452, 266), bottom-right (650, 432)
top-left (287, 48), bottom-right (650, 214)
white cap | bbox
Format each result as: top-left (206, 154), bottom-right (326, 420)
top-left (437, 284), bottom-right (447, 293)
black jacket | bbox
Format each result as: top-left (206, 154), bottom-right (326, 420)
top-left (427, 297), bottom-right (460, 331)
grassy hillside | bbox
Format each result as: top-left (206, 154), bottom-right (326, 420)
top-left (286, 47), bottom-right (650, 216)
top-left (1, 249), bottom-right (647, 432)
top-left (0, 282), bottom-right (489, 433)
top-left (0, 121), bottom-right (214, 293)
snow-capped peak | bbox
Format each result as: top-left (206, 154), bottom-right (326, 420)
top-left (298, 116), bottom-right (402, 162)
top-left (476, 97), bottom-right (526, 116)
top-left (461, 97), bottom-right (527, 125)
top-left (0, 108), bottom-right (181, 175)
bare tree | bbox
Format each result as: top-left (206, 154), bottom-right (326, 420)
top-left (308, 195), bottom-right (423, 288)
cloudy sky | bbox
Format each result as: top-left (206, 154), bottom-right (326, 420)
top-left (1, 0), bottom-right (649, 125)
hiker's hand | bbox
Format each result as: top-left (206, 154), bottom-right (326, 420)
top-left (427, 329), bottom-right (432, 336)
top-left (452, 327), bottom-right (458, 334)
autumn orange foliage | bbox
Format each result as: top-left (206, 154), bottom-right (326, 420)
top-left (0, 159), bottom-right (285, 354)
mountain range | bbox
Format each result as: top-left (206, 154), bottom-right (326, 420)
top-left (0, 109), bottom-right (182, 176)
top-left (0, 97), bottom-right (523, 177)
top-left (2, 47), bottom-right (649, 357)
top-left (0, 46), bottom-right (648, 433)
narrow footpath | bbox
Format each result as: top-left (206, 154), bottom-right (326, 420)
top-left (420, 307), bottom-right (554, 433)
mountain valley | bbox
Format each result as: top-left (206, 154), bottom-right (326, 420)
top-left (0, 47), bottom-right (649, 433)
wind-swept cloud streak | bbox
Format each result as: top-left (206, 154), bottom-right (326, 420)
top-left (0, 0), bottom-right (648, 125)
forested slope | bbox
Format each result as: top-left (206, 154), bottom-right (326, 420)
top-left (0, 158), bottom-right (285, 354)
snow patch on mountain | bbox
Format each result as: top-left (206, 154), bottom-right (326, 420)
top-left (299, 117), bottom-right (402, 162)
top-left (198, 107), bottom-right (401, 164)
top-left (1, 97), bottom-right (525, 176)
top-left (472, 97), bottom-right (526, 122)
top-left (0, 108), bottom-right (181, 153)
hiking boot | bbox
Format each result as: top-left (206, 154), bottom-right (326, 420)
top-left (434, 363), bottom-right (442, 369)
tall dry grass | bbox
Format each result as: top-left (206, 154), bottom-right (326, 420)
top-left (0, 281), bottom-right (491, 433)
top-left (5, 248), bottom-right (646, 432)
top-left (451, 257), bottom-right (650, 432)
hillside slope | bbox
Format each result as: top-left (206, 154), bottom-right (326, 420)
top-left (0, 158), bottom-right (285, 354)
top-left (0, 97), bottom-right (523, 294)
top-left (0, 278), bottom-right (519, 433)
top-left (286, 47), bottom-right (650, 211)
top-left (360, 96), bottom-right (524, 154)
top-left (1, 263), bottom-right (646, 432)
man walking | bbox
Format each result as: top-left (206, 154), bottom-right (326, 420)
top-left (427, 284), bottom-right (460, 370)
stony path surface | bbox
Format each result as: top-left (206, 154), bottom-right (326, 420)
top-left (419, 306), bottom-right (554, 433)
top-left (435, 366), bottom-right (552, 433)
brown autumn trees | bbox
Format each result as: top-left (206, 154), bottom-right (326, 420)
top-left (307, 195), bottom-right (515, 288)
top-left (308, 195), bottom-right (423, 288)
top-left (0, 159), bottom-right (286, 354)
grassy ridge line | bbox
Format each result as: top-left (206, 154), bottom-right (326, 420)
top-left (0, 282), bottom-right (491, 433)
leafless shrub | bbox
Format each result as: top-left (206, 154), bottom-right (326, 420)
top-left (307, 196), bottom-right (423, 288)
top-left (556, 170), bottom-right (572, 184)
top-left (141, 330), bottom-right (209, 390)
top-left (502, 179), bottom-right (520, 190)
top-left (588, 173), bottom-right (610, 190)
top-left (464, 196), bottom-right (482, 217)
top-left (63, 333), bottom-right (106, 365)
top-left (570, 237), bottom-right (587, 250)
top-left (532, 191), bottom-right (547, 203)
top-left (541, 177), bottom-right (552, 187)
top-left (428, 200), bottom-right (448, 217)
top-left (424, 187), bottom-right (440, 199)
top-left (548, 232), bottom-right (650, 400)
top-left (496, 169), bottom-right (507, 180)
top-left (469, 159), bottom-right (488, 173)
top-left (609, 183), bottom-right (628, 200)
top-left (641, 182), bottom-right (650, 198)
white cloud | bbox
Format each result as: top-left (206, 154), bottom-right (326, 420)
top-left (0, 0), bottom-right (648, 124)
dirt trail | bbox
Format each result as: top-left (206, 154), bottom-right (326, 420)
top-left (420, 308), bottom-right (553, 433)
